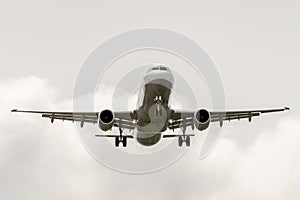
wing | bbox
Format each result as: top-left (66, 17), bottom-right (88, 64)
top-left (210, 107), bottom-right (291, 124)
top-left (168, 107), bottom-right (290, 130)
top-left (11, 109), bottom-right (137, 130)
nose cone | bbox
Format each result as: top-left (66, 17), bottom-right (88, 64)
top-left (144, 64), bottom-right (174, 86)
top-left (146, 63), bottom-right (171, 73)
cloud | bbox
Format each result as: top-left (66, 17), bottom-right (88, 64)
top-left (0, 76), bottom-right (299, 200)
top-left (227, 116), bottom-right (300, 200)
top-left (0, 77), bottom-right (102, 200)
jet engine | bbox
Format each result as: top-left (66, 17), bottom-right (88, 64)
top-left (98, 109), bottom-right (114, 131)
top-left (194, 109), bottom-right (210, 131)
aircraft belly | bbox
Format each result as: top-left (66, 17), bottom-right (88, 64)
top-left (136, 131), bottom-right (162, 146)
top-left (136, 78), bottom-right (172, 146)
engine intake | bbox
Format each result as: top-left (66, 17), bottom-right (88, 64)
top-left (194, 109), bottom-right (210, 131)
top-left (98, 109), bottom-right (114, 131)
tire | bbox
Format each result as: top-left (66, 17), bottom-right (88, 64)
top-left (178, 136), bottom-right (183, 147)
top-left (122, 137), bottom-right (127, 147)
top-left (186, 136), bottom-right (191, 147)
top-left (115, 137), bottom-right (119, 147)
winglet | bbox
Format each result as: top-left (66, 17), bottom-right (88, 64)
top-left (284, 107), bottom-right (291, 114)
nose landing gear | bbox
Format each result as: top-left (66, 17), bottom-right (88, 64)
top-left (154, 96), bottom-right (163, 116)
top-left (155, 104), bottom-right (163, 116)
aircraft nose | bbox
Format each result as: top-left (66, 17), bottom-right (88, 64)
top-left (147, 64), bottom-right (171, 73)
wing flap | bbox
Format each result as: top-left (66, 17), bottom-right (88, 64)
top-left (210, 112), bottom-right (260, 122)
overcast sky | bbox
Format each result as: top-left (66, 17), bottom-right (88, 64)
top-left (0, 0), bottom-right (300, 200)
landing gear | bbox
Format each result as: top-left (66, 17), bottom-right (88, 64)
top-left (155, 107), bottom-right (163, 116)
top-left (114, 127), bottom-right (127, 147)
top-left (178, 118), bottom-right (191, 147)
top-left (115, 137), bottom-right (119, 147)
top-left (178, 136), bottom-right (182, 147)
top-left (115, 136), bottom-right (127, 147)
top-left (154, 96), bottom-right (163, 116)
top-left (178, 135), bottom-right (191, 147)
top-left (186, 135), bottom-right (190, 146)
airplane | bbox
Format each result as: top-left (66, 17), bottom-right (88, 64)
top-left (11, 64), bottom-right (290, 147)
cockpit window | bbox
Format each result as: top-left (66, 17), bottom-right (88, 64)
top-left (148, 65), bottom-right (169, 72)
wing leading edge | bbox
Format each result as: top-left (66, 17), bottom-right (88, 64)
top-left (11, 109), bottom-right (136, 130)
top-left (11, 106), bottom-right (290, 131)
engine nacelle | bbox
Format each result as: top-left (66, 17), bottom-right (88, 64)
top-left (98, 109), bottom-right (114, 131)
top-left (194, 109), bottom-right (210, 131)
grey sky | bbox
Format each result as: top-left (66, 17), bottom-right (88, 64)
top-left (0, 0), bottom-right (300, 199)
top-left (1, 0), bottom-right (299, 111)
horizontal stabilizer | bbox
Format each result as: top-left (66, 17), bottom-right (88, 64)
top-left (163, 134), bottom-right (195, 138)
top-left (95, 134), bottom-right (134, 138)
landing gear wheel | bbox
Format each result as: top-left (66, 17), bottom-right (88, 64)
top-left (122, 137), bottom-right (127, 147)
top-left (178, 136), bottom-right (183, 147)
top-left (186, 136), bottom-right (190, 147)
top-left (115, 137), bottom-right (120, 147)
top-left (115, 136), bottom-right (127, 147)
top-left (178, 136), bottom-right (191, 147)
top-left (155, 108), bottom-right (163, 116)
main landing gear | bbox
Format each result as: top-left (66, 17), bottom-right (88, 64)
top-left (178, 135), bottom-right (190, 147)
top-left (114, 128), bottom-right (127, 147)
top-left (115, 136), bottom-right (127, 147)
top-left (178, 118), bottom-right (191, 147)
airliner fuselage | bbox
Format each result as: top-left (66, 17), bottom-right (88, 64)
top-left (135, 65), bottom-right (174, 146)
